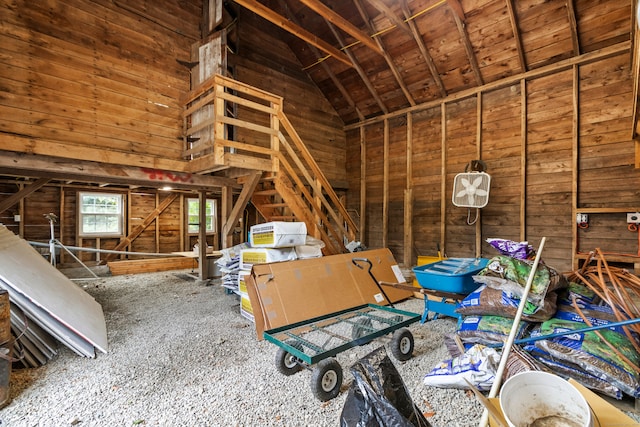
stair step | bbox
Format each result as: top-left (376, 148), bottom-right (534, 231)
top-left (261, 203), bottom-right (288, 208)
top-left (253, 189), bottom-right (278, 196)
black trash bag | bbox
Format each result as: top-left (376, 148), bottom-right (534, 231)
top-left (340, 346), bottom-right (431, 427)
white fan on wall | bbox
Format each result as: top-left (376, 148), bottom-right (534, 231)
top-left (452, 160), bottom-right (491, 209)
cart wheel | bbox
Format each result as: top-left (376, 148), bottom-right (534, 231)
top-left (390, 328), bottom-right (414, 361)
top-left (275, 341), bottom-right (304, 376)
top-left (311, 358), bottom-right (343, 401)
top-left (351, 318), bottom-right (373, 340)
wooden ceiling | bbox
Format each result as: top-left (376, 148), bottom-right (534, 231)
top-left (232, 0), bottom-right (636, 126)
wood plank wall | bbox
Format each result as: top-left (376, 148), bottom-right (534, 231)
top-left (346, 52), bottom-right (640, 272)
top-left (0, 0), bottom-right (201, 167)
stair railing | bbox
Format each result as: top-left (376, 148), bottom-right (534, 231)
top-left (182, 73), bottom-right (358, 252)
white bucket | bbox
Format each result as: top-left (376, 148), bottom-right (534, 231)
top-left (500, 371), bottom-right (592, 427)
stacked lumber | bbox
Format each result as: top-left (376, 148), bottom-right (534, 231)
top-left (107, 257), bottom-right (196, 276)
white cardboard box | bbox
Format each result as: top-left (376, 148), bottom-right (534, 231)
top-left (249, 222), bottom-right (307, 248)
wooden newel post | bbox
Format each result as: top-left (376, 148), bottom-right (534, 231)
top-left (0, 289), bottom-right (11, 407)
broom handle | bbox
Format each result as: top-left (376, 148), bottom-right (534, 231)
top-left (478, 236), bottom-right (546, 427)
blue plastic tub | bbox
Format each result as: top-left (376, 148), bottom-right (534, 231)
top-left (412, 257), bottom-right (489, 294)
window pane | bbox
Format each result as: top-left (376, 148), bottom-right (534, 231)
top-left (79, 192), bottom-right (123, 236)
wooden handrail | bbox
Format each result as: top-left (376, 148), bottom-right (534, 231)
top-left (182, 73), bottom-right (358, 251)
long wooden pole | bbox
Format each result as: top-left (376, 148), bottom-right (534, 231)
top-left (478, 236), bottom-right (546, 427)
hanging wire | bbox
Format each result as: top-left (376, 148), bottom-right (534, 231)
top-left (466, 207), bottom-right (479, 225)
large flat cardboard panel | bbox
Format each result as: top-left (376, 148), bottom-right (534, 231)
top-left (0, 225), bottom-right (107, 355)
top-left (245, 248), bottom-right (414, 339)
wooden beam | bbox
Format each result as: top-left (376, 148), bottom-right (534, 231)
top-left (232, 0), bottom-right (353, 68)
top-left (571, 65), bottom-right (579, 269)
top-left (0, 178), bottom-right (50, 214)
top-left (401, 0), bottom-right (447, 98)
top-left (0, 134), bottom-right (189, 174)
top-left (198, 190), bottom-right (209, 280)
top-left (383, 119), bottom-right (389, 248)
top-left (404, 113), bottom-right (413, 267)
top-left (446, 0), bottom-right (465, 21)
top-left (221, 171), bottom-right (262, 239)
top-left (566, 0), bottom-right (580, 56)
top-left (520, 79), bottom-right (527, 242)
top-left (506, 0), bottom-right (527, 73)
top-left (279, 0), bottom-right (365, 121)
top-left (345, 41), bottom-right (630, 130)
top-left (365, 0), bottom-right (412, 35)
top-left (359, 126), bottom-right (367, 244)
top-left (355, 0), bottom-right (416, 106)
top-left (440, 103), bottom-right (447, 255)
top-left (221, 186), bottom-right (233, 248)
top-left (298, 0), bottom-right (383, 55)
top-left (0, 150), bottom-right (240, 190)
top-left (450, 3), bottom-right (483, 86)
top-left (327, 21), bottom-right (389, 114)
top-left (101, 193), bottom-right (179, 263)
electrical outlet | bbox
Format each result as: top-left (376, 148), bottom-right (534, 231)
top-left (576, 213), bottom-right (588, 224)
top-left (627, 213), bottom-right (640, 224)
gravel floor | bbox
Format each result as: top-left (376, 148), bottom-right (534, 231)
top-left (1, 269), bottom-right (638, 427)
top-left (0, 269), bottom-right (484, 427)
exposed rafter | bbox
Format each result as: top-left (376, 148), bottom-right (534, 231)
top-left (566, 0), bottom-right (580, 56)
top-left (233, 0), bottom-right (353, 68)
top-left (354, 0), bottom-right (416, 106)
top-left (506, 0), bottom-right (527, 73)
top-left (448, 0), bottom-right (483, 86)
top-left (298, 0), bottom-right (383, 56)
top-left (326, 20), bottom-right (389, 115)
top-left (401, 0), bottom-right (447, 98)
top-left (279, 0), bottom-right (365, 121)
top-left (364, 0), bottom-right (412, 35)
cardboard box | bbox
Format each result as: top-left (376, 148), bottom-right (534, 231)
top-left (488, 378), bottom-right (638, 427)
top-left (245, 248), bottom-right (415, 339)
top-left (249, 221), bottom-right (307, 248)
top-left (240, 247), bottom-right (297, 270)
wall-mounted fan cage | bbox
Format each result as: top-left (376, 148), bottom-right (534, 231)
top-left (452, 160), bottom-right (491, 208)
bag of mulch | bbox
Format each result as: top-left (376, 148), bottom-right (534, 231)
top-left (500, 345), bottom-right (547, 383)
top-left (557, 281), bottom-right (599, 306)
top-left (340, 346), bottom-right (431, 427)
top-left (472, 256), bottom-right (566, 306)
top-left (456, 284), bottom-right (557, 322)
top-left (531, 318), bottom-right (640, 398)
top-left (455, 315), bottom-right (530, 347)
top-left (423, 344), bottom-right (500, 392)
top-left (530, 350), bottom-right (623, 399)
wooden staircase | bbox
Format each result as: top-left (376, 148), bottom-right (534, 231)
top-left (181, 74), bottom-right (358, 254)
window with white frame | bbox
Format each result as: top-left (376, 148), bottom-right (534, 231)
top-left (78, 192), bottom-right (124, 237)
top-left (187, 198), bottom-right (216, 234)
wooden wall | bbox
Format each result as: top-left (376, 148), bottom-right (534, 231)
top-left (347, 51), bottom-right (640, 273)
top-left (0, 0), bottom-right (201, 169)
top-left (0, 182), bottom-right (218, 264)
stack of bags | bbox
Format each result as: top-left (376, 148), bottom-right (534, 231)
top-left (219, 221), bottom-right (324, 322)
top-left (424, 238), bottom-right (640, 401)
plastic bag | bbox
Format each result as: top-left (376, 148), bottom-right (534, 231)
top-left (486, 238), bottom-right (534, 260)
top-left (423, 344), bottom-right (500, 392)
top-left (340, 347), bottom-right (431, 427)
top-left (456, 284), bottom-right (558, 322)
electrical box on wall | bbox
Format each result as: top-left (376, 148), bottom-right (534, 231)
top-left (627, 213), bottom-right (640, 224)
top-left (576, 213), bottom-right (588, 224)
top-left (14, 215), bottom-right (20, 222)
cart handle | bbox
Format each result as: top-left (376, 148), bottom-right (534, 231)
top-left (351, 258), bottom-right (394, 308)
